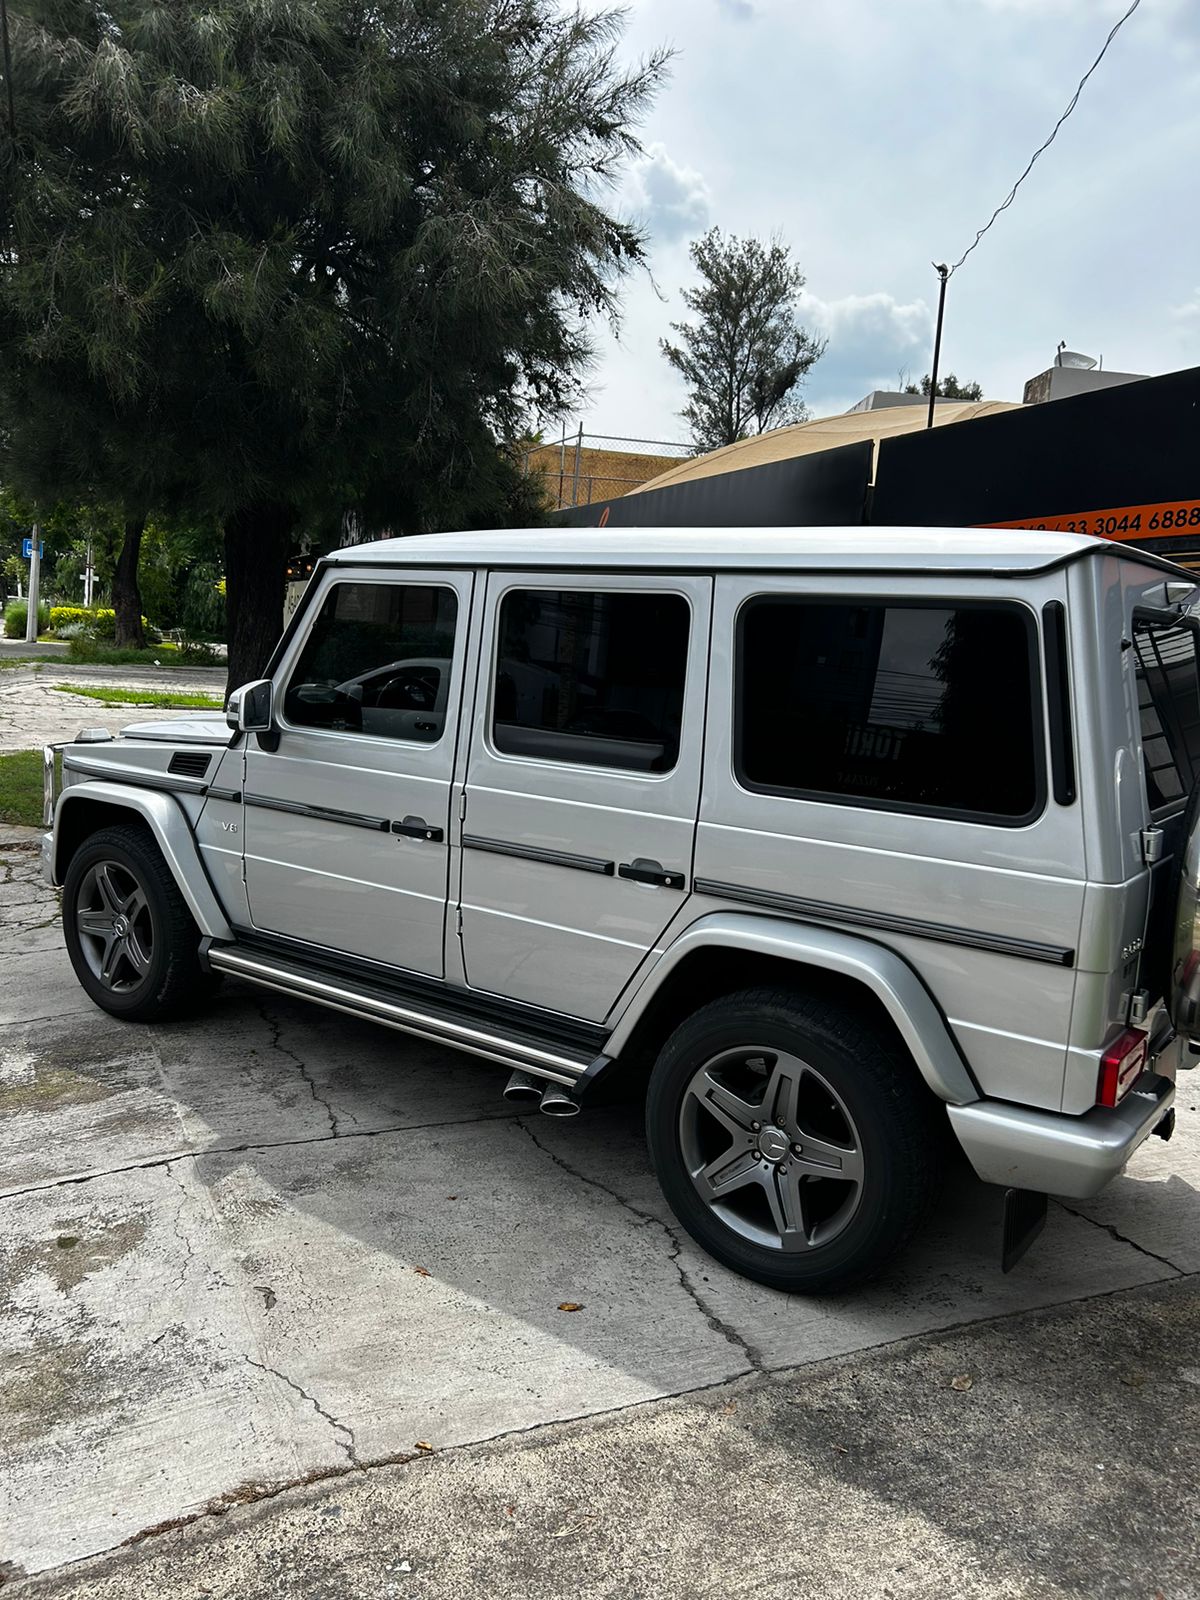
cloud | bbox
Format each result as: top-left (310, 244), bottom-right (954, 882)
top-left (1171, 288), bottom-right (1200, 324)
top-left (624, 143), bottom-right (711, 246)
top-left (800, 291), bottom-right (934, 406)
top-left (715, 0), bottom-right (756, 18)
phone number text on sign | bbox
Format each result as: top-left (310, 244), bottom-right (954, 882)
top-left (980, 501), bottom-right (1200, 541)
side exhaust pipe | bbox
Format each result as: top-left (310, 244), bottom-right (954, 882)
top-left (503, 1069), bottom-right (544, 1105)
top-left (538, 1084), bottom-right (581, 1118)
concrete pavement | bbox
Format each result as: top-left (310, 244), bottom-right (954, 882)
top-left (2, 833), bottom-right (1200, 1592)
top-left (0, 665), bottom-right (226, 752)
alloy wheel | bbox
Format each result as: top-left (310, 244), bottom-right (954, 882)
top-left (678, 1046), bottom-right (864, 1252)
top-left (74, 860), bottom-right (154, 993)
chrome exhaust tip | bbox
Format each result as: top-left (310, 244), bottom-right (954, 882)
top-left (503, 1069), bottom-right (544, 1105)
top-left (539, 1084), bottom-right (581, 1118)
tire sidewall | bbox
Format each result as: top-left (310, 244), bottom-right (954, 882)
top-left (647, 1000), bottom-right (920, 1292)
top-left (63, 833), bottom-right (173, 1017)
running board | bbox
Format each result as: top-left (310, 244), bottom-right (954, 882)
top-left (206, 944), bottom-right (599, 1087)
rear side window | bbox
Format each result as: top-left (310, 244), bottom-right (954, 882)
top-left (284, 582), bottom-right (458, 741)
top-left (492, 589), bottom-right (689, 773)
top-left (1133, 624), bottom-right (1200, 811)
top-left (737, 598), bottom-right (1042, 822)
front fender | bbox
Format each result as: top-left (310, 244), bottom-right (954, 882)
top-left (605, 911), bottom-right (980, 1106)
top-left (52, 781), bottom-right (234, 941)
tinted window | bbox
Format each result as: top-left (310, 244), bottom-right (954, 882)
top-left (284, 582), bottom-right (457, 741)
top-left (737, 599), bottom-right (1040, 820)
top-left (492, 589), bottom-right (689, 772)
top-left (1134, 624), bottom-right (1200, 811)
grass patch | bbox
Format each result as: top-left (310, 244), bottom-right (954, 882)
top-left (52, 684), bottom-right (223, 710)
top-left (0, 749), bottom-right (50, 829)
top-left (66, 639), bottom-right (218, 667)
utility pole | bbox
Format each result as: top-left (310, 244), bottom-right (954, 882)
top-left (926, 263), bottom-right (949, 430)
top-left (24, 525), bottom-right (41, 644)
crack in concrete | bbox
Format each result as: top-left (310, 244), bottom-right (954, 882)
top-left (1054, 1199), bottom-right (1185, 1276)
top-left (163, 1161), bottom-right (198, 1294)
top-left (256, 1002), bottom-right (340, 1138)
top-left (516, 1117), bottom-right (767, 1375)
top-left (0, 1109), bottom-right (524, 1202)
top-left (243, 1356), bottom-right (358, 1466)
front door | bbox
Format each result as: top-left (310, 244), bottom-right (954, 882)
top-left (242, 568), bottom-right (471, 977)
top-left (458, 571), bottom-right (711, 1020)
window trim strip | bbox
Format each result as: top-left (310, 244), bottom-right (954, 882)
top-left (1042, 600), bottom-right (1077, 806)
top-left (243, 792), bottom-right (390, 833)
top-left (693, 877), bottom-right (1075, 967)
top-left (462, 833), bottom-right (616, 877)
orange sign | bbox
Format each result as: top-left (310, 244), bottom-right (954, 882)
top-left (979, 500), bottom-right (1200, 542)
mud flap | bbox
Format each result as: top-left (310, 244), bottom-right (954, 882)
top-left (1002, 1188), bottom-right (1048, 1273)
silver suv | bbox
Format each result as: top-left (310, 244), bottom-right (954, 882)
top-left (42, 528), bottom-right (1198, 1293)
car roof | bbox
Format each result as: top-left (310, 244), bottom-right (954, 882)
top-left (324, 525), bottom-right (1193, 579)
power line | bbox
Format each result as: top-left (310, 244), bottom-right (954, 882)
top-left (948, 0), bottom-right (1142, 275)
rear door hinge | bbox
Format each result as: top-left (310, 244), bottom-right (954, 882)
top-left (458, 790), bottom-right (467, 822)
top-left (1141, 827), bottom-right (1164, 865)
top-left (455, 905), bottom-right (463, 938)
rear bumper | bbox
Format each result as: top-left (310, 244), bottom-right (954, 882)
top-left (948, 1072), bottom-right (1175, 1199)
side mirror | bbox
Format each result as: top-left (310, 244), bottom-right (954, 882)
top-left (226, 679), bottom-right (274, 733)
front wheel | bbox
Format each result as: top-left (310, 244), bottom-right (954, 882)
top-left (62, 823), bottom-right (213, 1021)
top-left (646, 985), bottom-right (942, 1294)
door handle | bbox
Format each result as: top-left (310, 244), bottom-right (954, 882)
top-left (390, 815), bottom-right (444, 842)
top-left (618, 859), bottom-right (685, 890)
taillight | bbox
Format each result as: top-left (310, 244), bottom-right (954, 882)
top-left (1097, 1027), bottom-right (1148, 1108)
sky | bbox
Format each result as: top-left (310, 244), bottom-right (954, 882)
top-left (570, 0), bottom-right (1200, 444)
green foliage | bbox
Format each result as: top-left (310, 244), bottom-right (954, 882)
top-left (64, 636), bottom-right (216, 665)
top-left (1, 0), bottom-right (666, 556)
top-left (4, 600), bottom-right (51, 638)
top-left (661, 229), bottom-right (826, 453)
top-left (51, 684), bottom-right (222, 708)
top-left (904, 373), bottom-right (985, 401)
top-left (0, 750), bottom-right (47, 829)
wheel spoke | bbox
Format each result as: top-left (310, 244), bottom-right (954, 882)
top-left (793, 1131), bottom-right (863, 1184)
top-left (763, 1163), bottom-right (810, 1246)
top-left (124, 932), bottom-right (151, 975)
top-left (689, 1068), bottom-right (761, 1138)
top-left (697, 1146), bottom-right (760, 1198)
top-left (123, 887), bottom-right (147, 921)
top-left (100, 935), bottom-right (125, 983)
top-left (762, 1053), bottom-right (803, 1129)
top-left (77, 908), bottom-right (114, 939)
top-left (94, 864), bottom-right (123, 914)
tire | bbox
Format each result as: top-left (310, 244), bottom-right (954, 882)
top-left (62, 822), bottom-right (213, 1022)
top-left (646, 985), bottom-right (943, 1294)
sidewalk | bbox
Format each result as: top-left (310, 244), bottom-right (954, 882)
top-left (15, 1277), bottom-right (1199, 1600)
top-left (0, 664), bottom-right (228, 752)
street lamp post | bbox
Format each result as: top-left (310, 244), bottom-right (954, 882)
top-left (926, 263), bottom-right (949, 430)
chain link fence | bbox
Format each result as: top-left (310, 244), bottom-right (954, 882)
top-left (523, 427), bottom-right (692, 511)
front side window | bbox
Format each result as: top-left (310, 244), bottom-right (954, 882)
top-left (284, 582), bottom-right (458, 741)
top-left (737, 598), bottom-right (1041, 821)
top-left (492, 589), bottom-right (690, 772)
top-left (1134, 623), bottom-right (1200, 812)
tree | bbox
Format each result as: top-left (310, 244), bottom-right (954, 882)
top-left (903, 373), bottom-right (984, 401)
top-left (660, 228), bottom-right (826, 453)
top-left (1, 1), bottom-right (668, 689)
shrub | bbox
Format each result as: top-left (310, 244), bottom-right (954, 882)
top-left (4, 600), bottom-right (51, 638)
top-left (48, 606), bottom-right (149, 640)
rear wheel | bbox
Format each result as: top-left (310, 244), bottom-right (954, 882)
top-left (646, 986), bottom-right (942, 1293)
top-left (62, 823), bottom-right (213, 1021)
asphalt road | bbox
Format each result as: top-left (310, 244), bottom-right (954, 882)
top-left (1, 792), bottom-right (1199, 1594)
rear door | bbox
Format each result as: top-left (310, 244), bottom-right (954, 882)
top-left (242, 567), bottom-right (471, 976)
top-left (458, 571), bottom-right (710, 1020)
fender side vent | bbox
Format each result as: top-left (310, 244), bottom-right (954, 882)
top-left (168, 751), bottom-right (212, 779)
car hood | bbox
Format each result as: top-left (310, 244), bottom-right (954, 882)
top-left (120, 713), bottom-right (231, 746)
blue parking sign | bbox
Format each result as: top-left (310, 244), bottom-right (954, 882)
top-left (21, 537), bottom-right (44, 559)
